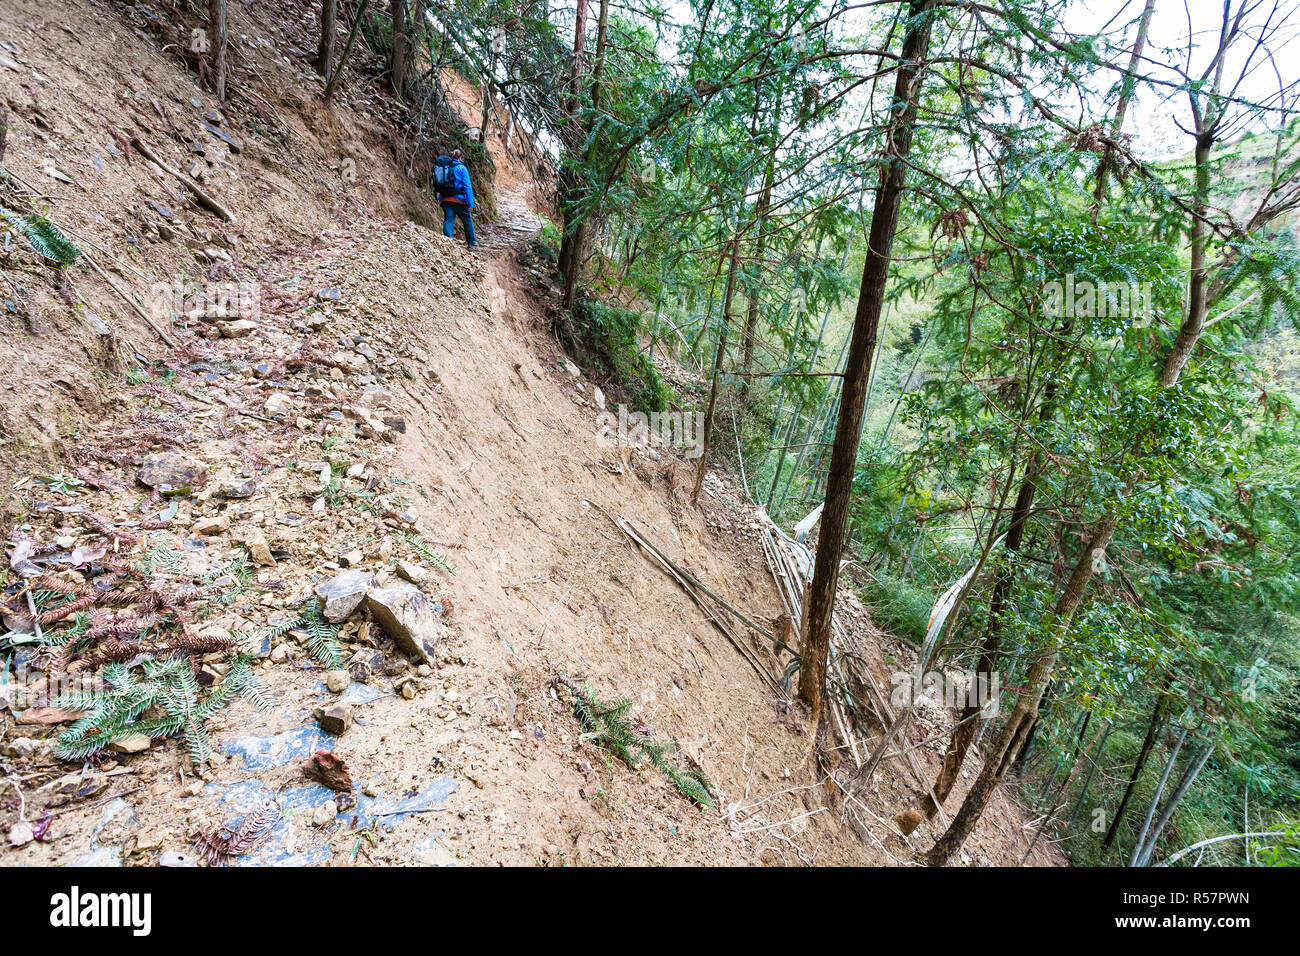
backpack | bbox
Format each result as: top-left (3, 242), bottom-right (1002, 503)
top-left (433, 155), bottom-right (462, 197)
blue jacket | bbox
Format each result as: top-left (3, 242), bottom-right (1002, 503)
top-left (443, 160), bottom-right (475, 210)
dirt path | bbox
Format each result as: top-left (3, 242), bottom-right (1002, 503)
top-left (476, 189), bottom-right (549, 252)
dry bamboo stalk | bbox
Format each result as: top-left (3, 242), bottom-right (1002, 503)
top-left (760, 521), bottom-right (949, 824)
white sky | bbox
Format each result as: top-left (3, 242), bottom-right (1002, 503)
top-left (549, 0), bottom-right (1298, 158)
top-left (1065, 0), bottom-right (1300, 157)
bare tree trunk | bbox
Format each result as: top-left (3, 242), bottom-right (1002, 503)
top-left (1092, 0), bottom-right (1154, 214)
top-left (741, 152), bottom-right (775, 371)
top-left (1128, 724), bottom-right (1188, 866)
top-left (209, 0), bottom-right (228, 102)
top-left (925, 516), bottom-right (1116, 866)
top-left (1133, 742), bottom-right (1213, 867)
top-left (390, 0), bottom-right (410, 98)
top-left (1103, 688), bottom-right (1167, 848)
top-left (557, 0), bottom-right (591, 310)
top-left (692, 240), bottom-right (740, 503)
top-left (323, 0), bottom-right (372, 102)
top-left (317, 0), bottom-right (337, 78)
top-left (919, 470), bottom-right (1036, 818)
top-left (799, 0), bottom-right (937, 724)
top-left (1065, 721), bottom-right (1116, 831)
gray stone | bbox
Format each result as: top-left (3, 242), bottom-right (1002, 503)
top-left (108, 733), bottom-right (151, 754)
top-left (219, 476), bottom-right (258, 499)
top-left (395, 560), bottom-right (428, 584)
top-left (245, 628), bottom-right (273, 658)
top-left (311, 800), bottom-right (338, 827)
top-left (262, 393), bottom-right (293, 417)
top-left (138, 452), bottom-right (207, 492)
top-left (346, 648), bottom-right (384, 683)
top-left (364, 583), bottom-right (440, 664)
top-left (314, 569), bottom-right (377, 623)
top-left (217, 318), bottom-right (257, 337)
top-left (242, 528), bottom-right (275, 567)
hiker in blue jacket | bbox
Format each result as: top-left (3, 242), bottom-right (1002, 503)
top-left (436, 149), bottom-right (477, 248)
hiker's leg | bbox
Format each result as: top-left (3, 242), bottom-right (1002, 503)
top-left (461, 209), bottom-right (477, 247)
top-left (442, 205), bottom-right (455, 239)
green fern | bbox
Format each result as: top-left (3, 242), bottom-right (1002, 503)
top-left (402, 533), bottom-right (457, 574)
top-left (245, 615), bottom-right (301, 657)
top-left (0, 207), bottom-right (80, 265)
top-left (53, 653), bottom-right (265, 763)
top-left (202, 552), bottom-right (252, 587)
top-left (558, 676), bottom-right (713, 809)
top-left (141, 544), bottom-right (185, 576)
top-left (299, 599), bottom-right (343, 669)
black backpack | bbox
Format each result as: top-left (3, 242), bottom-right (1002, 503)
top-left (433, 155), bottom-right (462, 197)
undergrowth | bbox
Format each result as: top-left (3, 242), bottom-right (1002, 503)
top-left (9, 534), bottom-right (351, 763)
top-left (858, 570), bottom-right (934, 645)
top-left (567, 297), bottom-right (672, 415)
top-left (402, 532), bottom-right (457, 574)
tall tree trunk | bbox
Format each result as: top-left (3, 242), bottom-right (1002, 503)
top-left (1092, 0), bottom-right (1154, 214)
top-left (1103, 688), bottom-right (1168, 848)
top-left (692, 240), bottom-right (740, 503)
top-left (390, 0), bottom-right (410, 98)
top-left (920, 0), bottom-right (1154, 818)
top-left (799, 0), bottom-right (937, 724)
top-left (925, 515), bottom-right (1116, 866)
top-left (1128, 725), bottom-right (1189, 866)
top-left (1133, 742), bottom-right (1213, 867)
top-left (918, 468), bottom-right (1037, 818)
top-left (741, 151), bottom-right (776, 371)
top-left (209, 0), bottom-right (228, 102)
top-left (323, 0), bottom-right (371, 102)
top-left (1065, 721), bottom-right (1115, 832)
top-left (317, 0), bottom-right (337, 78)
top-left (557, 0), bottom-right (591, 310)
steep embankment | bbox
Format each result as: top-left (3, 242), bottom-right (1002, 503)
top-left (0, 0), bottom-right (1060, 865)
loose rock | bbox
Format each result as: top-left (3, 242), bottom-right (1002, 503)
top-left (303, 750), bottom-right (353, 792)
top-left (138, 452), bottom-right (207, 492)
top-left (364, 583), bottom-right (441, 664)
top-left (315, 702), bottom-right (353, 735)
top-left (314, 569), bottom-right (377, 623)
top-left (395, 560), bottom-right (428, 584)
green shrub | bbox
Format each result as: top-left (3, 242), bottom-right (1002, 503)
top-left (571, 297), bottom-right (672, 414)
top-left (859, 570), bottom-right (934, 645)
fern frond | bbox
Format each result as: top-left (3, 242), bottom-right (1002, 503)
top-left (402, 533), bottom-right (457, 574)
top-left (299, 599), bottom-right (343, 668)
top-left (0, 207), bottom-right (81, 265)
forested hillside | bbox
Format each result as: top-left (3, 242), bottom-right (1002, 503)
top-left (420, 0), bottom-right (1300, 867)
top-left (0, 0), bottom-right (1297, 874)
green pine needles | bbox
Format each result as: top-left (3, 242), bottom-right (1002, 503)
top-left (554, 675), bottom-right (713, 809)
top-left (54, 653), bottom-right (275, 763)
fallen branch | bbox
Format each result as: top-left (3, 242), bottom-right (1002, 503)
top-left (130, 137), bottom-right (234, 222)
top-left (588, 500), bottom-right (783, 694)
top-left (80, 250), bottom-right (177, 348)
